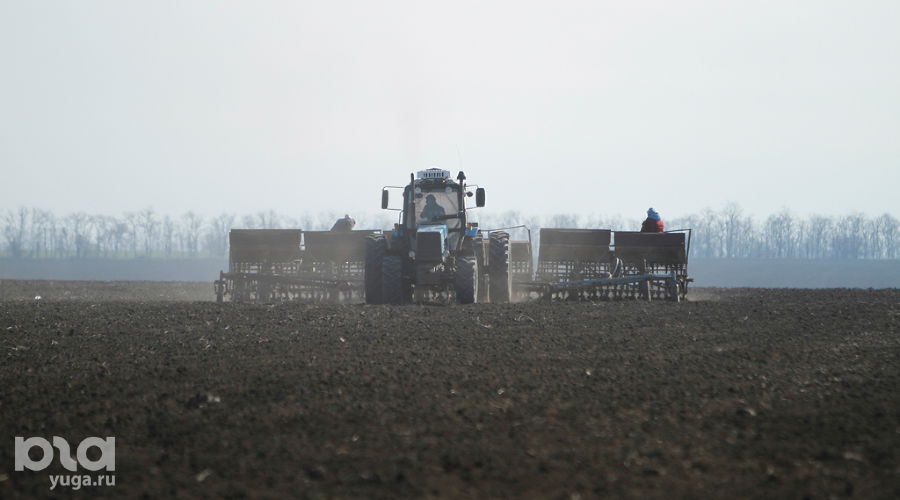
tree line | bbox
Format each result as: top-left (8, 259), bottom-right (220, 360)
top-left (1, 205), bottom-right (897, 260)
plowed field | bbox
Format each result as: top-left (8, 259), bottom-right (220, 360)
top-left (1, 281), bottom-right (898, 498)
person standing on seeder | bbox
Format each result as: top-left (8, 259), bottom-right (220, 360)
top-left (641, 207), bottom-right (665, 233)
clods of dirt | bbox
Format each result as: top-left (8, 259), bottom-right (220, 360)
top-left (0, 283), bottom-right (898, 498)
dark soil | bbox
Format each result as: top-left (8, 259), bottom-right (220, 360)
top-left (0, 282), bottom-right (898, 498)
top-left (0, 279), bottom-right (211, 302)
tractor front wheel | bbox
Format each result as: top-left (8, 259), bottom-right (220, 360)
top-left (455, 255), bottom-right (478, 304)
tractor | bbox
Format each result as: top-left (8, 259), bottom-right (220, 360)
top-left (365, 168), bottom-right (511, 304)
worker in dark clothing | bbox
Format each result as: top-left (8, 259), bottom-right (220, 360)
top-left (641, 208), bottom-right (665, 233)
top-left (331, 214), bottom-right (356, 232)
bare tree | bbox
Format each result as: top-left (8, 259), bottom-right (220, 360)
top-left (722, 202), bottom-right (744, 258)
top-left (109, 219), bottom-right (128, 257)
top-left (764, 210), bottom-right (795, 258)
top-left (181, 212), bottom-right (204, 256)
top-left (161, 215), bottom-right (176, 258)
top-left (804, 215), bottom-right (832, 259)
top-left (832, 213), bottom-right (865, 259)
top-left (873, 213), bottom-right (898, 259)
top-left (138, 208), bottom-right (158, 257)
top-left (91, 215), bottom-right (116, 257)
top-left (123, 212), bottom-right (140, 257)
top-left (30, 208), bottom-right (56, 257)
top-left (206, 213), bottom-right (235, 258)
top-left (2, 207), bottom-right (29, 257)
top-left (256, 210), bottom-right (280, 229)
top-left (702, 207), bottom-right (726, 257)
top-left (547, 213), bottom-right (580, 228)
top-left (63, 212), bottom-right (89, 258)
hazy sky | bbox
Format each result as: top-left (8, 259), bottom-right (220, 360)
top-left (1, 1), bottom-right (897, 221)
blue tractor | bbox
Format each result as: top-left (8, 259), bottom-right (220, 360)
top-left (365, 168), bottom-right (511, 304)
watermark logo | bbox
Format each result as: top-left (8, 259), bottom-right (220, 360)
top-left (14, 436), bottom-right (116, 490)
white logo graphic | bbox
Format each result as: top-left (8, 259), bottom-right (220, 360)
top-left (15, 437), bottom-right (115, 472)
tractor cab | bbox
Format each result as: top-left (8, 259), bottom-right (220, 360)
top-left (409, 168), bottom-right (464, 251)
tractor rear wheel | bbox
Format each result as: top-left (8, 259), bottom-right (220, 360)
top-left (365, 235), bottom-right (386, 304)
top-left (489, 231), bottom-right (511, 303)
top-left (455, 255), bottom-right (478, 304)
top-left (382, 255), bottom-right (408, 305)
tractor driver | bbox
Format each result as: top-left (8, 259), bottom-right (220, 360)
top-left (419, 194), bottom-right (446, 223)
